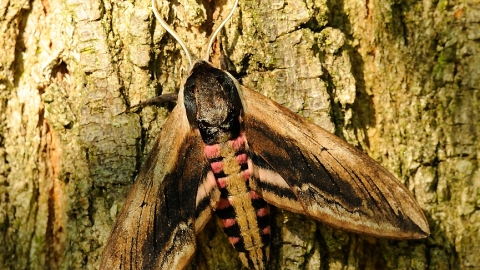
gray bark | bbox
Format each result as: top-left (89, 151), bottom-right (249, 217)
top-left (0, 0), bottom-right (479, 269)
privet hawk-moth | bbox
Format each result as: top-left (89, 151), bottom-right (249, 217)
top-left (100, 0), bottom-right (430, 269)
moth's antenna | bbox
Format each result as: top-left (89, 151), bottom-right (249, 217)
top-left (152, 0), bottom-right (193, 66)
top-left (204, 0), bottom-right (239, 61)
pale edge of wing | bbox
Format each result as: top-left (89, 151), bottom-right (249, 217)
top-left (195, 170), bottom-right (221, 233)
top-left (247, 156), bottom-right (305, 214)
top-left (240, 85), bottom-right (430, 240)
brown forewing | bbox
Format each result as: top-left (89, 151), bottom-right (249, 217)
top-left (100, 104), bottom-right (209, 269)
top-left (240, 85), bottom-right (429, 240)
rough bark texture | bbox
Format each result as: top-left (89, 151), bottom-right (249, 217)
top-left (0, 0), bottom-right (479, 269)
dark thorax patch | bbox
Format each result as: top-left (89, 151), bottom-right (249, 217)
top-left (183, 61), bottom-right (243, 145)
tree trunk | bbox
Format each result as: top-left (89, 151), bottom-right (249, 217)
top-left (1, 0), bottom-right (478, 269)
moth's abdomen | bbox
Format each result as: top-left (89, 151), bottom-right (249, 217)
top-left (204, 134), bottom-right (270, 270)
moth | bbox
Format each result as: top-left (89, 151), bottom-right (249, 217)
top-left (100, 0), bottom-right (430, 269)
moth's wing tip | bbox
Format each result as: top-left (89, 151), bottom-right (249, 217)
top-left (410, 215), bottom-right (431, 239)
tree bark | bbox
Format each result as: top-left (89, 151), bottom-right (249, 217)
top-left (1, 0), bottom-right (479, 269)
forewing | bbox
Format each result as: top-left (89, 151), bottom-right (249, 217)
top-left (240, 86), bottom-right (429, 240)
top-left (100, 104), bottom-right (210, 269)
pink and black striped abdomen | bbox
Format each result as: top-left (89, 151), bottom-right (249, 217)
top-left (204, 133), bottom-right (270, 270)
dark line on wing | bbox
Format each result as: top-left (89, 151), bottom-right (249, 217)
top-left (355, 171), bottom-right (395, 218)
top-left (253, 178), bottom-right (297, 200)
top-left (321, 151), bottom-right (363, 190)
top-left (249, 152), bottom-right (271, 169)
top-left (249, 150), bottom-right (287, 185)
top-left (297, 144), bottom-right (316, 175)
top-left (195, 196), bottom-right (211, 219)
top-left (312, 153), bottom-right (344, 197)
top-left (295, 154), bottom-right (363, 215)
top-left (320, 151), bottom-right (386, 217)
top-left (330, 155), bottom-right (398, 219)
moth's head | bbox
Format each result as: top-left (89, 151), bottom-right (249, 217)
top-left (183, 60), bottom-right (243, 145)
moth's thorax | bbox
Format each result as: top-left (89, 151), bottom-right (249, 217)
top-left (183, 60), bottom-right (243, 145)
top-left (204, 134), bottom-right (270, 270)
